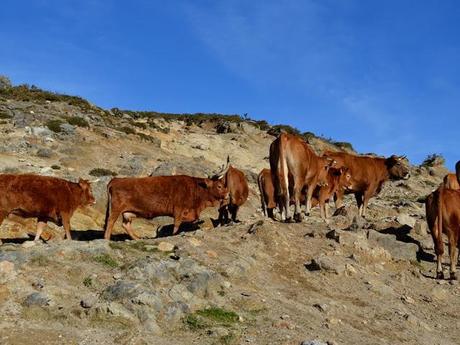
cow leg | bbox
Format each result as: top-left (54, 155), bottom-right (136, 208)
top-left (218, 206), bottom-right (230, 225)
top-left (448, 231), bottom-right (458, 280)
top-left (34, 221), bottom-right (47, 241)
top-left (433, 218), bottom-right (445, 279)
top-left (267, 208), bottom-right (275, 220)
top-left (104, 209), bottom-right (121, 240)
top-left (172, 217), bottom-right (182, 235)
top-left (62, 214), bottom-right (72, 240)
top-left (230, 204), bottom-right (240, 223)
top-left (122, 212), bottom-right (139, 240)
top-left (361, 189), bottom-right (374, 218)
top-left (304, 184), bottom-right (315, 218)
top-left (334, 189), bottom-right (344, 209)
top-left (355, 193), bottom-right (364, 217)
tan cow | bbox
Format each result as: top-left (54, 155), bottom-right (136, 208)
top-left (269, 133), bottom-right (333, 222)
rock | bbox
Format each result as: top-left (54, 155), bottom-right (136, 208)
top-left (301, 340), bottom-right (328, 345)
top-left (23, 292), bottom-right (50, 307)
top-left (81, 295), bottom-right (98, 309)
top-left (313, 303), bottom-right (328, 313)
top-left (200, 217), bottom-right (214, 231)
top-left (305, 256), bottom-right (345, 275)
top-left (367, 230), bottom-right (419, 261)
top-left (102, 281), bottom-right (140, 301)
top-left (36, 148), bottom-right (53, 158)
top-left (396, 214), bottom-right (416, 228)
top-left (30, 126), bottom-right (53, 137)
top-left (21, 241), bottom-right (36, 248)
top-left (412, 220), bottom-right (428, 236)
top-left (347, 216), bottom-right (365, 232)
top-left (0, 261), bottom-right (16, 284)
top-left (157, 242), bottom-right (175, 252)
top-left (59, 123), bottom-right (75, 134)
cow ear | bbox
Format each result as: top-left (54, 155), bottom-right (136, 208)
top-left (198, 180), bottom-right (211, 189)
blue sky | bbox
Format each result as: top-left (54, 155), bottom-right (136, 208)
top-left (1, 1), bottom-right (459, 169)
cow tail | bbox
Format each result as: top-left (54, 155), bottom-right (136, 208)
top-left (258, 173), bottom-right (266, 216)
top-left (103, 183), bottom-right (112, 231)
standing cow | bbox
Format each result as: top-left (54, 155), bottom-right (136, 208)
top-left (0, 174), bottom-right (96, 241)
top-left (324, 151), bottom-right (410, 217)
top-left (258, 167), bottom-right (352, 220)
top-left (269, 133), bottom-right (333, 222)
top-left (103, 175), bottom-right (228, 240)
top-left (456, 160), bottom-right (460, 185)
top-left (426, 187), bottom-right (460, 280)
top-left (212, 157), bottom-right (249, 225)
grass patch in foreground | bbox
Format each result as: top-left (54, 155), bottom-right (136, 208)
top-left (93, 254), bottom-right (119, 268)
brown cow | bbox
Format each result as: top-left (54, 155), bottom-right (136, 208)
top-left (212, 158), bottom-right (249, 225)
top-left (103, 175), bottom-right (228, 240)
top-left (426, 187), bottom-right (460, 280)
top-left (258, 167), bottom-right (352, 220)
top-left (324, 151), bottom-right (410, 217)
top-left (456, 160), bottom-right (460, 184)
top-left (443, 173), bottom-right (460, 190)
top-left (269, 133), bottom-right (333, 222)
top-left (0, 174), bottom-right (96, 240)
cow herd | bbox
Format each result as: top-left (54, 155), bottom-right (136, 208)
top-left (0, 132), bottom-right (459, 280)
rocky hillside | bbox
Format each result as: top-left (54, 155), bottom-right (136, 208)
top-left (0, 79), bottom-right (458, 345)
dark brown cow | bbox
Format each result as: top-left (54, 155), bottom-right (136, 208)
top-left (324, 151), bottom-right (410, 217)
top-left (213, 159), bottom-right (249, 225)
top-left (103, 175), bottom-right (228, 240)
top-left (258, 167), bottom-right (352, 220)
top-left (0, 174), bottom-right (96, 240)
top-left (269, 133), bottom-right (333, 222)
top-left (426, 187), bottom-right (460, 280)
top-left (456, 160), bottom-right (460, 185)
top-left (443, 173), bottom-right (460, 190)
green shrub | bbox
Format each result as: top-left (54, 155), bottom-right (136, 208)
top-left (117, 126), bottom-right (136, 135)
top-left (51, 165), bottom-right (61, 170)
top-left (46, 119), bottom-right (64, 133)
top-left (83, 276), bottom-right (93, 287)
top-left (130, 121), bottom-right (147, 129)
top-left (66, 116), bottom-right (89, 128)
top-left (93, 254), bottom-right (119, 268)
top-left (332, 141), bottom-right (355, 151)
top-left (196, 307), bottom-right (239, 325)
top-left (89, 168), bottom-right (117, 177)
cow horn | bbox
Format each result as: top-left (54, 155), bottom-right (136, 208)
top-left (212, 159), bottom-right (230, 179)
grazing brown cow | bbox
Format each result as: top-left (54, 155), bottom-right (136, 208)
top-left (258, 167), bottom-right (352, 220)
top-left (443, 173), bottom-right (460, 190)
top-left (0, 174), bottom-right (96, 240)
top-left (324, 151), bottom-right (410, 217)
top-left (426, 187), bottom-right (460, 280)
top-left (103, 175), bottom-right (228, 240)
top-left (213, 159), bottom-right (249, 225)
top-left (269, 133), bottom-right (333, 222)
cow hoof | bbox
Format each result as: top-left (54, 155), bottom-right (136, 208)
top-left (284, 217), bottom-right (294, 223)
top-left (294, 213), bottom-right (303, 223)
top-left (436, 271), bottom-right (445, 280)
top-left (450, 272), bottom-right (458, 280)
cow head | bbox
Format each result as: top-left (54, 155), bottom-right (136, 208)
top-left (337, 167), bottom-right (354, 191)
top-left (78, 178), bottom-right (96, 205)
top-left (317, 157), bottom-right (336, 187)
top-left (385, 155), bottom-right (410, 180)
top-left (198, 178), bottom-right (229, 204)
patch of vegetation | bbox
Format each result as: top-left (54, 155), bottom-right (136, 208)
top-left (148, 121), bottom-right (170, 133)
top-left (0, 83), bottom-right (93, 110)
top-left (0, 111), bottom-right (12, 119)
top-left (137, 132), bottom-right (160, 144)
top-left (332, 141), bottom-right (355, 151)
top-left (116, 126), bottom-right (136, 135)
top-left (267, 124), bottom-right (301, 137)
top-left (93, 254), bottom-right (119, 268)
top-left (220, 333), bottom-right (238, 345)
top-left (83, 276), bottom-right (93, 287)
top-left (30, 255), bottom-right (51, 266)
top-left (51, 164), bottom-right (61, 170)
top-left (421, 154), bottom-right (445, 167)
top-left (130, 120), bottom-right (147, 129)
top-left (89, 168), bottom-right (117, 177)
top-left (184, 314), bottom-right (207, 330)
top-left (196, 307), bottom-right (239, 326)
top-left (46, 119), bottom-right (64, 133)
top-left (66, 116), bottom-right (90, 128)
